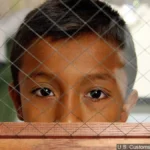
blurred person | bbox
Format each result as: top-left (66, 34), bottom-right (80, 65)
top-left (0, 9), bottom-right (31, 122)
top-left (0, 9), bottom-right (31, 67)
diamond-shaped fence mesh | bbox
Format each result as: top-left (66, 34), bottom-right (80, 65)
top-left (0, 0), bottom-right (150, 137)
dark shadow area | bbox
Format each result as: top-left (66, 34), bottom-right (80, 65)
top-left (138, 97), bottom-right (150, 104)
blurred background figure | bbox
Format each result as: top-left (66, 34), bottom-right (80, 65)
top-left (0, 9), bottom-right (31, 122)
top-left (0, 0), bottom-right (150, 122)
top-left (0, 9), bottom-right (31, 66)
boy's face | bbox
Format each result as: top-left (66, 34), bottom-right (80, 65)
top-left (9, 34), bottom-right (138, 122)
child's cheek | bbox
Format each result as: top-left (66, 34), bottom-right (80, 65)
top-left (81, 98), bottom-right (122, 122)
top-left (20, 93), bottom-right (58, 122)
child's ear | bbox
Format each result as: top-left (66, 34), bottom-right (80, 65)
top-left (8, 83), bottom-right (24, 121)
top-left (120, 90), bottom-right (138, 122)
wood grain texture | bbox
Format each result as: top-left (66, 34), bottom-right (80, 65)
top-left (0, 123), bottom-right (149, 137)
top-left (0, 123), bottom-right (149, 149)
top-left (0, 139), bottom-right (150, 150)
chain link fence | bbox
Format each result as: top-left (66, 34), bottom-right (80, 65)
top-left (0, 0), bottom-right (150, 138)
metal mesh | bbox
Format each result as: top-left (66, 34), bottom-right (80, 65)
top-left (0, 0), bottom-right (150, 137)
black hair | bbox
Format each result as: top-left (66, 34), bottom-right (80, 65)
top-left (10, 0), bottom-right (137, 96)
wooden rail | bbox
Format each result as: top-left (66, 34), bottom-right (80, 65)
top-left (0, 123), bottom-right (149, 149)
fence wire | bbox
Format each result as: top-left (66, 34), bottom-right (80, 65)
top-left (0, 0), bottom-right (150, 137)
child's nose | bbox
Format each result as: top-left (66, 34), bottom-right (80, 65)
top-left (60, 113), bottom-right (81, 122)
top-left (55, 91), bottom-right (82, 122)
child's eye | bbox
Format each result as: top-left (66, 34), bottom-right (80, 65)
top-left (32, 88), bottom-right (54, 97)
top-left (85, 89), bottom-right (108, 102)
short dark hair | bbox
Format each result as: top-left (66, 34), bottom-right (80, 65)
top-left (10, 0), bottom-right (137, 96)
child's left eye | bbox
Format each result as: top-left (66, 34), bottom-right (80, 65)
top-left (85, 89), bottom-right (108, 102)
top-left (32, 88), bottom-right (54, 97)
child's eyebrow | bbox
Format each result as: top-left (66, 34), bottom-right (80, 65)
top-left (27, 71), bottom-right (57, 81)
top-left (81, 73), bottom-right (116, 84)
top-left (25, 71), bottom-right (115, 85)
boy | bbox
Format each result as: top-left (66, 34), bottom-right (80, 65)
top-left (9, 0), bottom-right (138, 122)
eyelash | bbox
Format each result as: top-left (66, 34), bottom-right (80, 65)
top-left (31, 87), bottom-right (55, 97)
top-left (85, 89), bottom-right (109, 102)
top-left (31, 87), bottom-right (110, 101)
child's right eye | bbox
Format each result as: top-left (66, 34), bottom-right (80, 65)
top-left (32, 88), bottom-right (55, 97)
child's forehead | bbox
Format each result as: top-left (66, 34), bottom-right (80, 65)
top-left (28, 34), bottom-right (122, 60)
top-left (23, 33), bottom-right (125, 73)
